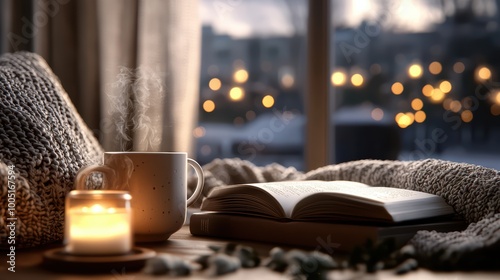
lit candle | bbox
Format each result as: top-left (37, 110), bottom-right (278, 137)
top-left (64, 190), bottom-right (132, 255)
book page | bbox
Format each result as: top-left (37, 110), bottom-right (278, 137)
top-left (246, 180), bottom-right (372, 217)
top-left (327, 186), bottom-right (439, 203)
top-left (203, 180), bottom-right (448, 221)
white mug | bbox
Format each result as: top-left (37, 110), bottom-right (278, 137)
top-left (75, 152), bottom-right (204, 242)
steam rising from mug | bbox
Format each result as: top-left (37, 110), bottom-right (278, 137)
top-left (106, 66), bottom-right (165, 151)
top-left (74, 154), bottom-right (134, 191)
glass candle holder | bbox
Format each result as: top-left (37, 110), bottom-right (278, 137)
top-left (64, 190), bottom-right (132, 255)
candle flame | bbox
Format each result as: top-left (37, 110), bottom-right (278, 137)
top-left (80, 204), bottom-right (119, 214)
top-left (90, 204), bottom-right (104, 213)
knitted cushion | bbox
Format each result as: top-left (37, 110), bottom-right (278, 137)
top-left (0, 52), bottom-right (103, 248)
top-left (196, 158), bottom-right (500, 270)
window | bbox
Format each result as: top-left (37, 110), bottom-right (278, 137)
top-left (331, 0), bottom-right (500, 170)
top-left (197, 0), bottom-right (500, 171)
top-left (196, 0), bottom-right (307, 169)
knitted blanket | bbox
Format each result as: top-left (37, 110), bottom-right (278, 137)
top-left (0, 52), bottom-right (103, 248)
top-left (194, 158), bottom-right (500, 270)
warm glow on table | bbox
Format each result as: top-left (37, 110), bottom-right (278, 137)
top-left (66, 203), bottom-right (132, 255)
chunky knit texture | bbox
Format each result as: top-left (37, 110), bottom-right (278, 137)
top-left (194, 158), bottom-right (500, 270)
top-left (0, 52), bottom-right (103, 248)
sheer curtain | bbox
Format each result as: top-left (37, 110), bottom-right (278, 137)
top-left (0, 0), bottom-right (201, 155)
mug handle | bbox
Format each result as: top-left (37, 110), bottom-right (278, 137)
top-left (74, 164), bottom-right (117, 190)
top-left (186, 158), bottom-right (205, 207)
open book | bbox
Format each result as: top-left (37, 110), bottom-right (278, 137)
top-left (200, 180), bottom-right (455, 223)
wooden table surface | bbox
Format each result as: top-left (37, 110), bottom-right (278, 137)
top-left (2, 225), bottom-right (499, 280)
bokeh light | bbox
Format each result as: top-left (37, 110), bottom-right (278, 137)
top-left (331, 71), bottom-right (347, 86)
top-left (429, 88), bottom-right (445, 103)
top-left (391, 82), bottom-right (404, 95)
top-left (461, 110), bottom-right (473, 122)
top-left (371, 108), bottom-right (384, 121)
top-left (202, 100), bottom-right (215, 112)
top-left (281, 74), bottom-right (294, 88)
top-left (233, 69), bottom-right (248, 83)
top-left (492, 91), bottom-right (500, 104)
top-left (422, 84), bottom-right (433, 97)
top-left (411, 98), bottom-right (424, 110)
top-left (476, 66), bottom-right (492, 81)
top-left (351, 73), bottom-right (364, 87)
top-left (208, 78), bottom-right (221, 91)
top-left (193, 126), bottom-right (206, 138)
top-left (491, 104), bottom-right (500, 116)
top-left (443, 98), bottom-right (452, 110)
top-left (262, 95), bottom-right (275, 108)
top-left (450, 100), bottom-right (462, 113)
top-left (429, 61), bottom-right (442, 75)
top-left (439, 80), bottom-right (452, 93)
top-left (453, 62), bottom-right (465, 74)
top-left (415, 111), bottom-right (426, 123)
top-left (395, 112), bottom-right (414, 128)
top-left (229, 87), bottom-right (245, 101)
top-left (408, 64), bottom-right (423, 79)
